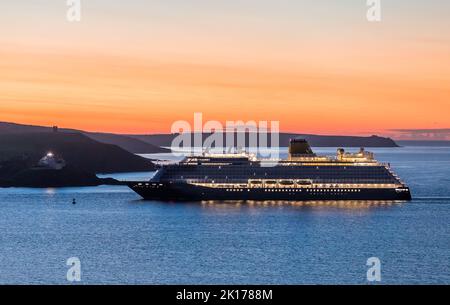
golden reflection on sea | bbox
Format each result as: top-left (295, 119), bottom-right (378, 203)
top-left (200, 200), bottom-right (406, 210)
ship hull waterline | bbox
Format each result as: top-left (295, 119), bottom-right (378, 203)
top-left (127, 182), bottom-right (412, 202)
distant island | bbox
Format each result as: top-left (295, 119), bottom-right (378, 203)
top-left (397, 140), bottom-right (450, 147)
top-left (130, 132), bottom-right (399, 148)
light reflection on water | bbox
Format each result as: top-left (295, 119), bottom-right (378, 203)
top-left (200, 200), bottom-right (406, 210)
top-left (0, 146), bottom-right (449, 284)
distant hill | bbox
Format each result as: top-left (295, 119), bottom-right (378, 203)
top-left (0, 122), bottom-right (169, 154)
top-left (0, 132), bottom-right (156, 174)
top-left (130, 132), bottom-right (399, 148)
top-left (0, 122), bottom-right (50, 133)
top-left (0, 121), bottom-right (400, 149)
top-left (85, 132), bottom-right (170, 153)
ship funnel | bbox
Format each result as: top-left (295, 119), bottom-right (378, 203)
top-left (288, 139), bottom-right (315, 159)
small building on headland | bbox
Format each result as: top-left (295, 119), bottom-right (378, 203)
top-left (37, 152), bottom-right (66, 170)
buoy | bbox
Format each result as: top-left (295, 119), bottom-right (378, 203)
top-left (72, 198), bottom-right (76, 205)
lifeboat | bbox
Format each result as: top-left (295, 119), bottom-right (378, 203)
top-left (249, 180), bottom-right (263, 184)
top-left (279, 180), bottom-right (294, 186)
top-left (296, 179), bottom-right (312, 185)
top-left (264, 180), bottom-right (277, 185)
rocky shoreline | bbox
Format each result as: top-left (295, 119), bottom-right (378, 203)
top-left (0, 166), bottom-right (126, 188)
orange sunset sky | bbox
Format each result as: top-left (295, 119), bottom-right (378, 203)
top-left (0, 1), bottom-right (449, 139)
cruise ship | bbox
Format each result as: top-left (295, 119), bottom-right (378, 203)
top-left (128, 139), bottom-right (411, 201)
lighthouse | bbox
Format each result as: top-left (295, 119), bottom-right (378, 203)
top-left (37, 152), bottom-right (66, 170)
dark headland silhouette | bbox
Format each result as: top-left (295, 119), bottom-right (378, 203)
top-left (1, 121), bottom-right (400, 150)
top-left (0, 122), bottom-right (169, 154)
top-left (130, 132), bottom-right (399, 148)
top-left (0, 121), bottom-right (401, 188)
top-left (0, 132), bottom-right (156, 188)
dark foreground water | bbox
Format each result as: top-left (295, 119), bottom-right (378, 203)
top-left (0, 147), bottom-right (449, 284)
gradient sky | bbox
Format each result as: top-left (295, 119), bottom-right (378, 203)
top-left (1, 1), bottom-right (449, 138)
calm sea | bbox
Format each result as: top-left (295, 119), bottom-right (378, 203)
top-left (0, 147), bottom-right (449, 284)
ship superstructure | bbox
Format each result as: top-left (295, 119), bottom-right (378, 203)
top-left (128, 139), bottom-right (411, 201)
